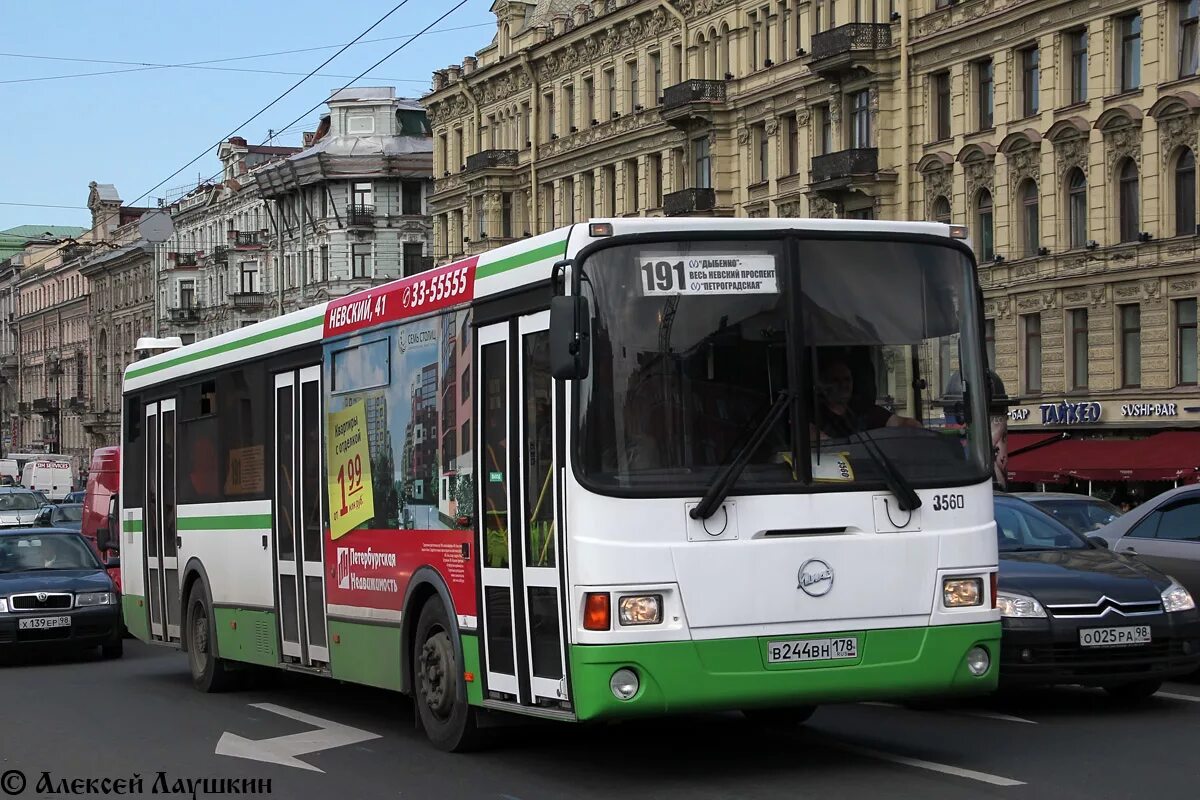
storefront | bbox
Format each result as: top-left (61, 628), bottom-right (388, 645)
top-left (1004, 397), bottom-right (1200, 505)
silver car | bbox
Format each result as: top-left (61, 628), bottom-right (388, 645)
top-left (0, 487), bottom-right (47, 527)
top-left (1093, 485), bottom-right (1200, 598)
top-left (1014, 492), bottom-right (1123, 535)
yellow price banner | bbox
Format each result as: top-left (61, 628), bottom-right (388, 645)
top-left (327, 403), bottom-right (375, 540)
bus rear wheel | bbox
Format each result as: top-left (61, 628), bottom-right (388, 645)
top-left (413, 598), bottom-right (482, 752)
top-left (186, 582), bottom-right (237, 693)
top-left (741, 706), bottom-right (818, 728)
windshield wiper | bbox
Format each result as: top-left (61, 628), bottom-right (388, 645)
top-left (845, 427), bottom-right (921, 512)
top-left (691, 390), bottom-right (794, 520)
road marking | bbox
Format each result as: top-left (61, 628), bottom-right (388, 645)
top-left (1158, 691), bottom-right (1200, 703)
top-left (833, 742), bottom-right (1026, 787)
top-left (859, 702), bottom-right (1037, 725)
top-left (215, 703), bottom-right (382, 772)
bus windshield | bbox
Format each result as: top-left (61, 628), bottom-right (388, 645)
top-left (575, 236), bottom-right (990, 495)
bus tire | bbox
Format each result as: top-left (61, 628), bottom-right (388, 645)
top-left (741, 706), bottom-right (817, 728)
top-left (185, 582), bottom-right (237, 693)
top-left (412, 598), bottom-right (482, 752)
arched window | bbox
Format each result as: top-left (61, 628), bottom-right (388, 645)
top-left (1019, 179), bottom-right (1039, 256)
top-left (719, 23), bottom-right (732, 78)
top-left (1119, 158), bottom-right (1140, 242)
top-left (930, 195), bottom-right (951, 224)
top-left (1176, 148), bottom-right (1196, 236)
top-left (1070, 171), bottom-right (1089, 250)
top-left (976, 189), bottom-right (995, 261)
top-left (708, 27), bottom-right (719, 79)
top-left (499, 23), bottom-right (511, 58)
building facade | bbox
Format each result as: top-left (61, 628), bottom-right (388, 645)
top-left (160, 137), bottom-right (301, 342)
top-left (252, 87), bottom-right (436, 314)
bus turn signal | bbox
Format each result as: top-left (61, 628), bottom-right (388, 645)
top-left (584, 592), bottom-right (611, 630)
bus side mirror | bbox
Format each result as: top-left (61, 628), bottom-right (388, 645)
top-left (550, 294), bottom-right (591, 380)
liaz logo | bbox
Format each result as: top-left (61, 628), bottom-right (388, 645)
top-left (333, 546), bottom-right (399, 593)
top-left (336, 547), bottom-right (351, 590)
top-left (797, 559), bottom-right (834, 597)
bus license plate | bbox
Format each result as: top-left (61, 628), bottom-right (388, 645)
top-left (1078, 625), bottom-right (1151, 648)
top-left (18, 616), bottom-right (71, 630)
top-left (768, 637), bottom-right (858, 663)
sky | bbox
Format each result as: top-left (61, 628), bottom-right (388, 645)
top-left (0, 0), bottom-right (497, 232)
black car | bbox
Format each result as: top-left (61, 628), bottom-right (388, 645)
top-left (33, 503), bottom-right (83, 531)
top-left (0, 527), bottom-right (122, 658)
top-left (995, 494), bottom-right (1200, 699)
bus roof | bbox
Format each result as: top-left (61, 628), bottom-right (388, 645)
top-left (122, 218), bottom-right (960, 393)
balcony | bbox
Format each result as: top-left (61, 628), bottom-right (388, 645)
top-left (811, 148), bottom-right (881, 185)
top-left (346, 204), bottom-right (376, 227)
top-left (168, 306), bottom-right (202, 324)
top-left (32, 397), bottom-right (58, 414)
top-left (231, 292), bottom-right (266, 310)
top-left (211, 245), bottom-right (230, 261)
top-left (17, 401), bottom-right (29, 415)
top-left (810, 23), bottom-right (893, 77)
top-left (661, 80), bottom-right (727, 126)
top-left (170, 251), bottom-right (198, 267)
top-left (67, 395), bottom-right (87, 412)
top-left (664, 187), bottom-right (716, 217)
top-left (465, 149), bottom-right (519, 172)
top-left (233, 231), bottom-right (263, 248)
top-left (0, 354), bottom-right (15, 376)
top-left (82, 410), bottom-right (118, 432)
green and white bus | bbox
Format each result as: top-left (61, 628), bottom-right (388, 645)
top-left (118, 217), bottom-right (1000, 751)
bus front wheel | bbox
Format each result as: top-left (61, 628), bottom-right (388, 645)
top-left (412, 598), bottom-right (482, 752)
top-left (186, 582), bottom-right (237, 693)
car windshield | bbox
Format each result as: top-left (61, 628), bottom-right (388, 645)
top-left (57, 505), bottom-right (83, 522)
top-left (575, 237), bottom-right (990, 494)
top-left (1032, 498), bottom-right (1122, 534)
top-left (0, 492), bottom-right (41, 511)
top-left (996, 499), bottom-right (1089, 551)
top-left (0, 533), bottom-right (100, 571)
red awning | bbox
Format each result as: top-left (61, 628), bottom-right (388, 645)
top-left (1007, 432), bottom-right (1065, 455)
top-left (1007, 432), bottom-right (1200, 484)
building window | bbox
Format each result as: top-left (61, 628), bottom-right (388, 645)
top-left (1019, 180), bottom-right (1039, 257)
top-left (650, 52), bottom-right (662, 103)
top-left (755, 123), bottom-right (769, 183)
top-left (603, 166), bottom-right (616, 216)
top-left (179, 280), bottom-right (195, 309)
top-left (648, 153), bottom-right (663, 207)
top-left (1069, 29), bottom-right (1088, 104)
top-left (1020, 45), bottom-right (1039, 117)
top-left (1121, 13), bottom-right (1142, 91)
top-left (850, 90), bottom-right (871, 148)
top-left (583, 76), bottom-right (595, 123)
top-left (320, 245), bottom-right (328, 281)
top-left (1178, 298), bottom-right (1198, 385)
top-left (401, 181), bottom-right (422, 215)
top-left (1121, 304), bottom-right (1142, 387)
top-left (623, 161), bottom-right (638, 213)
top-left (985, 318), bottom-right (996, 368)
top-left (693, 136), bottom-right (712, 188)
top-left (604, 68), bottom-right (616, 118)
top-left (352, 181), bottom-right (373, 209)
top-left (1023, 313), bottom-right (1042, 393)
top-left (1177, 149), bottom-right (1196, 236)
top-left (581, 172), bottom-right (594, 218)
top-left (818, 104), bottom-right (832, 154)
top-left (672, 42), bottom-right (683, 83)
top-left (976, 189), bottom-right (994, 261)
top-left (501, 192), bottom-right (513, 238)
top-left (1119, 158), bottom-right (1140, 242)
top-left (1067, 169), bottom-right (1088, 248)
top-left (351, 243), bottom-right (371, 278)
top-left (933, 71), bottom-right (951, 140)
top-left (240, 262), bottom-right (258, 294)
top-left (783, 113), bottom-right (799, 175)
top-left (1071, 308), bottom-right (1089, 389)
top-left (1183, 0), bottom-right (1200, 77)
top-left (543, 91), bottom-right (555, 140)
top-left (564, 84), bottom-right (575, 132)
top-left (930, 195), bottom-right (951, 224)
top-left (627, 59), bottom-right (638, 112)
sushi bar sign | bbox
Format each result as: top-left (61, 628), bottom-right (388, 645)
top-left (1008, 399), bottom-right (1194, 427)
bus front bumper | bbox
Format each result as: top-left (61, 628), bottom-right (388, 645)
top-left (568, 622), bottom-right (1000, 721)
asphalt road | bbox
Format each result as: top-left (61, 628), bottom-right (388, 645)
top-left (1, 640), bottom-right (1198, 799)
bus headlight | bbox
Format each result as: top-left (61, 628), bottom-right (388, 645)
top-left (942, 578), bottom-right (984, 608)
top-left (618, 595), bottom-right (662, 625)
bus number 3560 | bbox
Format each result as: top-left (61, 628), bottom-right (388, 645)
top-left (932, 494), bottom-right (965, 511)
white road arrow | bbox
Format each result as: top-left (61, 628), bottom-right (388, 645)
top-left (216, 703), bottom-right (382, 773)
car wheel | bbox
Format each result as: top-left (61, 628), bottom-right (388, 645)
top-left (742, 706), bottom-right (818, 728)
top-left (101, 639), bottom-right (123, 659)
top-left (412, 598), bottom-right (483, 752)
top-left (1104, 679), bottom-right (1162, 701)
top-left (185, 582), bottom-right (237, 693)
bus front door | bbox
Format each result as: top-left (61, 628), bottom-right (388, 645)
top-left (273, 367), bottom-right (329, 667)
top-left (144, 399), bottom-right (180, 643)
top-left (478, 312), bottom-right (569, 709)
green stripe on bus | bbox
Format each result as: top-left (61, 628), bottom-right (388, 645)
top-left (177, 514), bottom-right (273, 530)
top-left (125, 315), bottom-right (324, 380)
top-left (122, 519), bottom-right (143, 533)
top-left (474, 239), bottom-right (567, 280)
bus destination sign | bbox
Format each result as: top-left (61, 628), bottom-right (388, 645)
top-left (323, 255), bottom-right (479, 338)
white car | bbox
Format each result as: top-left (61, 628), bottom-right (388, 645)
top-left (1093, 484), bottom-right (1200, 601)
top-left (0, 488), bottom-right (48, 527)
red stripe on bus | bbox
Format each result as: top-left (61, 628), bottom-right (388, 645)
top-left (323, 255), bottom-right (480, 338)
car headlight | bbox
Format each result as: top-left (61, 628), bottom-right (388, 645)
top-left (996, 592), bottom-right (1047, 618)
top-left (943, 577), bottom-right (984, 608)
top-left (75, 591), bottom-right (115, 607)
top-left (1162, 580), bottom-right (1196, 613)
top-left (618, 595), bottom-right (662, 625)
top-left (0, 598), bottom-right (7, 613)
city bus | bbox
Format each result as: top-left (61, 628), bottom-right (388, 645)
top-left (119, 218), bottom-right (1001, 751)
